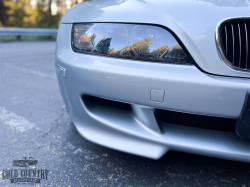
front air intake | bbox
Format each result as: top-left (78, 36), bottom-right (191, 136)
top-left (156, 109), bottom-right (236, 132)
top-left (216, 18), bottom-right (250, 71)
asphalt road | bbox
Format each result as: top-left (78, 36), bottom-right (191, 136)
top-left (0, 41), bottom-right (249, 187)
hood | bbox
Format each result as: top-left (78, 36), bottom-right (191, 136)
top-left (61, 0), bottom-right (250, 78)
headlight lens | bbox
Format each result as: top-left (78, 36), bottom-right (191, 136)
top-left (72, 23), bottom-right (191, 64)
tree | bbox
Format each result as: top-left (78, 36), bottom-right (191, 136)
top-left (4, 0), bottom-right (30, 27)
top-left (0, 0), bottom-right (9, 26)
top-left (1, 0), bottom-right (88, 28)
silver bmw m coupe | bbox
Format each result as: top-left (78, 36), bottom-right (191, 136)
top-left (56, 0), bottom-right (250, 162)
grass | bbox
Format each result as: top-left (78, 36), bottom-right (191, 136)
top-left (0, 35), bottom-right (57, 41)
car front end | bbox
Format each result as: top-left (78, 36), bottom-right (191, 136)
top-left (56, 0), bottom-right (250, 162)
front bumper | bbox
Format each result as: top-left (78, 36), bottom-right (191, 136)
top-left (56, 24), bottom-right (250, 162)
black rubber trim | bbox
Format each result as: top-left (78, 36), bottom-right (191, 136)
top-left (236, 89), bottom-right (250, 139)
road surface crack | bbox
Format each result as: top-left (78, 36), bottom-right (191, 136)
top-left (42, 109), bottom-right (66, 138)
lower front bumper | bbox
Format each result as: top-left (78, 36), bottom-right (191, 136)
top-left (72, 94), bottom-right (250, 162)
top-left (56, 24), bottom-right (250, 162)
top-left (55, 55), bottom-right (250, 162)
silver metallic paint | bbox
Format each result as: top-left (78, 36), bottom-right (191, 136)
top-left (56, 23), bottom-right (250, 162)
top-left (61, 0), bottom-right (250, 78)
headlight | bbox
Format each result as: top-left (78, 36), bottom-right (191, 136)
top-left (72, 23), bottom-right (191, 64)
